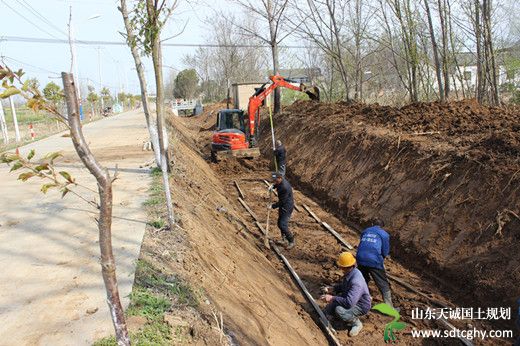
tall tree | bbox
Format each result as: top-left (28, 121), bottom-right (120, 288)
top-left (120, 0), bottom-right (177, 230)
top-left (173, 69), bottom-right (199, 99)
top-left (423, 0), bottom-right (445, 101)
top-left (183, 14), bottom-right (266, 102)
top-left (144, 0), bottom-right (177, 229)
top-left (43, 81), bottom-right (64, 106)
top-left (100, 87), bottom-right (112, 106)
top-left (292, 0), bottom-right (352, 101)
top-left (119, 0), bottom-right (162, 167)
top-left (231, 0), bottom-right (291, 113)
top-left (87, 85), bottom-right (99, 115)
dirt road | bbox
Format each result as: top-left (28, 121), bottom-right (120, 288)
top-left (0, 110), bottom-right (152, 345)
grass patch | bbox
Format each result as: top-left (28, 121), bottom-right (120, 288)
top-left (143, 167), bottom-right (166, 221)
top-left (148, 219), bottom-right (166, 229)
top-left (135, 259), bottom-right (199, 308)
top-left (93, 320), bottom-right (171, 346)
top-left (94, 168), bottom-right (201, 345)
top-left (127, 288), bottom-right (171, 319)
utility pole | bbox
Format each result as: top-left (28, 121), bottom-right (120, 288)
top-left (8, 96), bottom-right (20, 142)
top-left (96, 46), bottom-right (104, 110)
top-left (0, 100), bottom-right (9, 144)
top-left (68, 6), bottom-right (84, 121)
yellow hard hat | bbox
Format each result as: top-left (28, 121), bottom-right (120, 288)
top-left (337, 252), bottom-right (356, 268)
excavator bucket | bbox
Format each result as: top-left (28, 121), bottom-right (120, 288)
top-left (300, 84), bottom-right (320, 101)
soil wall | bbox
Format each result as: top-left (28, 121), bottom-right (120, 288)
top-left (260, 100), bottom-right (520, 314)
top-left (165, 114), bottom-right (327, 345)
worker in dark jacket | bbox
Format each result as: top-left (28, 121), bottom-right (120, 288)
top-left (321, 252), bottom-right (371, 337)
top-left (269, 172), bottom-right (295, 249)
top-left (274, 140), bottom-right (286, 176)
top-left (356, 218), bottom-right (394, 308)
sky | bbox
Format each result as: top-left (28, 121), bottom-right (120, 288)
top-left (0, 0), bottom-right (236, 95)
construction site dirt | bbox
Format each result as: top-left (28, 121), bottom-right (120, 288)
top-left (257, 99), bottom-right (520, 323)
top-left (168, 102), bottom-right (518, 345)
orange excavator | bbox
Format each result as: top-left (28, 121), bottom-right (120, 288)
top-left (211, 75), bottom-right (320, 160)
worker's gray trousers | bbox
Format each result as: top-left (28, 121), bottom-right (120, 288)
top-left (324, 302), bottom-right (365, 326)
top-left (358, 265), bottom-right (393, 306)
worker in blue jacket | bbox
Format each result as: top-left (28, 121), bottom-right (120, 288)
top-left (356, 218), bottom-right (395, 308)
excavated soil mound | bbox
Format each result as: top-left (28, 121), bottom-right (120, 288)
top-left (286, 99), bottom-right (520, 167)
top-left (260, 100), bottom-right (520, 326)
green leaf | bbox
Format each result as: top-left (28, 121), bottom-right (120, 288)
top-left (35, 163), bottom-right (49, 172)
top-left (0, 69), bottom-right (9, 80)
top-left (0, 152), bottom-right (18, 163)
top-left (27, 149), bottom-right (35, 161)
top-left (18, 172), bottom-right (35, 181)
top-left (43, 152), bottom-right (62, 164)
top-left (372, 303), bottom-right (400, 320)
top-left (26, 98), bottom-right (42, 112)
top-left (389, 321), bottom-right (407, 331)
top-left (0, 86), bottom-right (21, 99)
top-left (41, 183), bottom-right (57, 194)
top-left (61, 187), bottom-right (70, 198)
top-left (59, 171), bottom-right (74, 183)
top-left (10, 161), bottom-right (23, 172)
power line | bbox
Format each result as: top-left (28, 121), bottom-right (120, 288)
top-left (15, 0), bottom-right (69, 38)
top-left (0, 35), bottom-right (312, 49)
top-left (1, 55), bottom-right (61, 75)
top-left (0, 1), bottom-right (62, 40)
top-left (1, 56), bottom-right (140, 90)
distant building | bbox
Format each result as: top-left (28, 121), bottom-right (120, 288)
top-left (452, 42), bottom-right (520, 92)
top-left (231, 82), bottom-right (265, 110)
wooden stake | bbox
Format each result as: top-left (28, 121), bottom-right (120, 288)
top-left (234, 180), bottom-right (246, 199)
top-left (271, 243), bottom-right (342, 346)
top-left (303, 203), bottom-right (322, 224)
top-left (238, 197), bottom-right (259, 222)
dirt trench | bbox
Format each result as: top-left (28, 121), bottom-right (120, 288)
top-left (172, 106), bottom-right (513, 345)
top-left (257, 100), bottom-right (520, 330)
top-left (151, 112), bottom-right (328, 345)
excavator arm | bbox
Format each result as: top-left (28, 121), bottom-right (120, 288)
top-left (247, 75), bottom-right (319, 146)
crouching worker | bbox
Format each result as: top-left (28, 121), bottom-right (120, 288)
top-left (321, 252), bottom-right (371, 337)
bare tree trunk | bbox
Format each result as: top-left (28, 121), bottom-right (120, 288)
top-left (424, 0), bottom-right (445, 101)
top-left (267, 0), bottom-right (282, 114)
top-left (271, 41), bottom-right (281, 113)
top-left (475, 0), bottom-right (484, 102)
top-left (62, 72), bottom-right (130, 346)
top-left (482, 0), bottom-right (499, 105)
top-left (446, 0), bottom-right (465, 98)
top-left (353, 0), bottom-right (363, 101)
top-left (327, 0), bottom-right (351, 101)
top-left (119, 0), bottom-right (161, 167)
top-left (438, 0), bottom-right (450, 99)
top-left (146, 0), bottom-right (176, 230)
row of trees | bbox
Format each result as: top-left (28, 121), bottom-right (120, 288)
top-left (42, 81), bottom-right (138, 114)
top-left (184, 0), bottom-right (519, 108)
top-left (2, 2), bottom-right (180, 344)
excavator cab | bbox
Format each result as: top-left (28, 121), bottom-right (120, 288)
top-left (216, 109), bottom-right (246, 132)
top-left (211, 109), bottom-right (260, 160)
